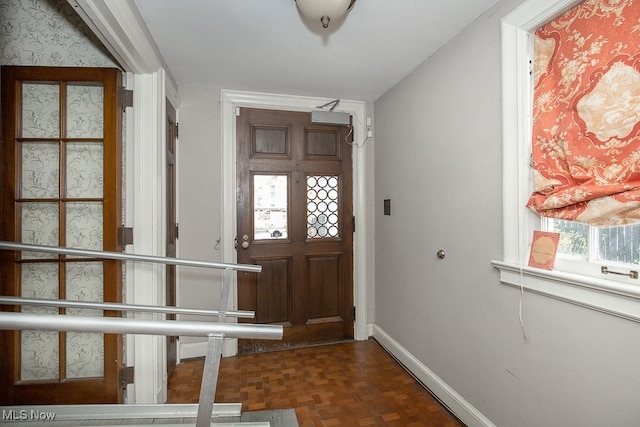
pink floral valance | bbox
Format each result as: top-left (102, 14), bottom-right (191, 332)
top-left (526, 0), bottom-right (640, 226)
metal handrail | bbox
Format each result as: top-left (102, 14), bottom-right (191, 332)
top-left (0, 296), bottom-right (255, 318)
top-left (0, 312), bottom-right (282, 339)
top-left (0, 240), bottom-right (271, 427)
top-left (0, 241), bottom-right (261, 273)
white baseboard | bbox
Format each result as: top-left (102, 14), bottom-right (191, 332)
top-left (177, 341), bottom-right (208, 361)
top-left (178, 338), bottom-right (238, 362)
top-left (372, 325), bottom-right (496, 427)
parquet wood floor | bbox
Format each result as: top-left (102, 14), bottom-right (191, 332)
top-left (168, 339), bottom-right (465, 426)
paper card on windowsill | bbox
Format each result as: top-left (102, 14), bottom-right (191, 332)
top-left (528, 231), bottom-right (560, 270)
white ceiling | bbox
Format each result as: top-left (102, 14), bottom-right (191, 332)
top-left (133, 0), bottom-right (498, 102)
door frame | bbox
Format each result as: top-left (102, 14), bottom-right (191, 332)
top-left (221, 90), bottom-right (372, 356)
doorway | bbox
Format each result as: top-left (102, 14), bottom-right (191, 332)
top-left (220, 90), bottom-right (371, 351)
top-left (236, 107), bottom-right (354, 352)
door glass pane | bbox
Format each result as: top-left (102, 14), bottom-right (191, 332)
top-left (21, 83), bottom-right (60, 138)
top-left (66, 142), bottom-right (103, 198)
top-left (21, 142), bottom-right (59, 199)
top-left (307, 175), bottom-right (339, 238)
top-left (254, 175), bottom-right (288, 240)
top-left (66, 202), bottom-right (103, 250)
top-left (21, 202), bottom-right (59, 259)
top-left (66, 84), bottom-right (104, 138)
top-left (21, 263), bottom-right (59, 381)
top-left (65, 262), bottom-right (104, 378)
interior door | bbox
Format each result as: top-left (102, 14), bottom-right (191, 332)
top-left (166, 99), bottom-right (178, 376)
top-left (0, 66), bottom-right (123, 404)
top-left (236, 107), bottom-right (354, 353)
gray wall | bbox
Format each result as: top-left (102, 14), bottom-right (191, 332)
top-left (175, 83), bottom-right (225, 349)
top-left (374, 0), bottom-right (640, 426)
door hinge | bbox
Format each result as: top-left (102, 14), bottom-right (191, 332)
top-left (118, 87), bottom-right (134, 109)
top-left (118, 226), bottom-right (134, 247)
top-left (353, 216), bottom-right (356, 231)
top-left (119, 366), bottom-right (134, 389)
top-left (353, 306), bottom-right (356, 319)
top-left (175, 223), bottom-right (179, 239)
top-left (175, 123), bottom-right (179, 139)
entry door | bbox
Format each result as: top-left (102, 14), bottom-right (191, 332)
top-left (236, 107), bottom-right (354, 353)
top-left (0, 66), bottom-right (123, 404)
top-left (166, 99), bottom-right (178, 376)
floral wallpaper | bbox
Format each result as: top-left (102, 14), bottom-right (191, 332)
top-left (66, 262), bottom-right (104, 379)
top-left (66, 84), bottom-right (104, 138)
top-left (21, 82), bottom-right (60, 137)
top-left (21, 142), bottom-right (60, 199)
top-left (21, 263), bottom-right (60, 381)
top-left (0, 0), bottom-right (118, 67)
top-left (67, 142), bottom-right (104, 198)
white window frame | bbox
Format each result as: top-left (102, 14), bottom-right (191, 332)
top-left (492, 0), bottom-right (640, 323)
top-left (543, 218), bottom-right (640, 281)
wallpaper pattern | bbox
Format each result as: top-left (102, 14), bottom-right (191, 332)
top-left (19, 81), bottom-right (106, 380)
top-left (0, 0), bottom-right (117, 67)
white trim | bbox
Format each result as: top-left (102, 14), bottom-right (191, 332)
top-left (67, 0), bottom-right (179, 105)
top-left (498, 0), bottom-right (640, 317)
top-left (220, 90), bottom-right (372, 355)
top-left (373, 326), bottom-right (496, 427)
top-left (492, 261), bottom-right (640, 322)
top-left (177, 341), bottom-right (208, 361)
top-left (130, 71), bottom-right (168, 404)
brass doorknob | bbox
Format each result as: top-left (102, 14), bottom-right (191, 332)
top-left (241, 241), bottom-right (250, 249)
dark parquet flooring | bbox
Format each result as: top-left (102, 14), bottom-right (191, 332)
top-left (168, 339), bottom-right (465, 426)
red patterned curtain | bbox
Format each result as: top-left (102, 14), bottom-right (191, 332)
top-left (526, 0), bottom-right (640, 226)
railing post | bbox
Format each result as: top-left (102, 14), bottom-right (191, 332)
top-left (195, 333), bottom-right (225, 427)
top-left (195, 268), bottom-right (235, 426)
top-left (219, 268), bottom-right (233, 322)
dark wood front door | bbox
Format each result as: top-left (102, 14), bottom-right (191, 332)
top-left (0, 66), bottom-right (123, 404)
top-left (236, 107), bottom-right (354, 353)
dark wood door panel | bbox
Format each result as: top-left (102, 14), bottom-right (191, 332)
top-left (237, 107), bottom-right (354, 353)
top-left (253, 126), bottom-right (289, 157)
top-left (255, 258), bottom-right (291, 324)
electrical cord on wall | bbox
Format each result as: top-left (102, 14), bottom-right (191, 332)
top-left (518, 211), bottom-right (530, 341)
top-left (345, 113), bottom-right (370, 147)
top-left (518, 266), bottom-right (528, 341)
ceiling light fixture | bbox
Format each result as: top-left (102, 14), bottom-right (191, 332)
top-left (295, 0), bottom-right (356, 29)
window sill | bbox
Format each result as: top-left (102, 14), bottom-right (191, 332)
top-left (491, 260), bottom-right (640, 323)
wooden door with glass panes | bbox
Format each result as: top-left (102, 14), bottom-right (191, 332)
top-left (0, 66), bottom-right (123, 404)
top-left (236, 107), bottom-right (354, 353)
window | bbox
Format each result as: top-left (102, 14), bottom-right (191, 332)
top-left (546, 218), bottom-right (640, 266)
top-left (494, 0), bottom-right (640, 323)
top-left (528, 0), bottom-right (640, 284)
